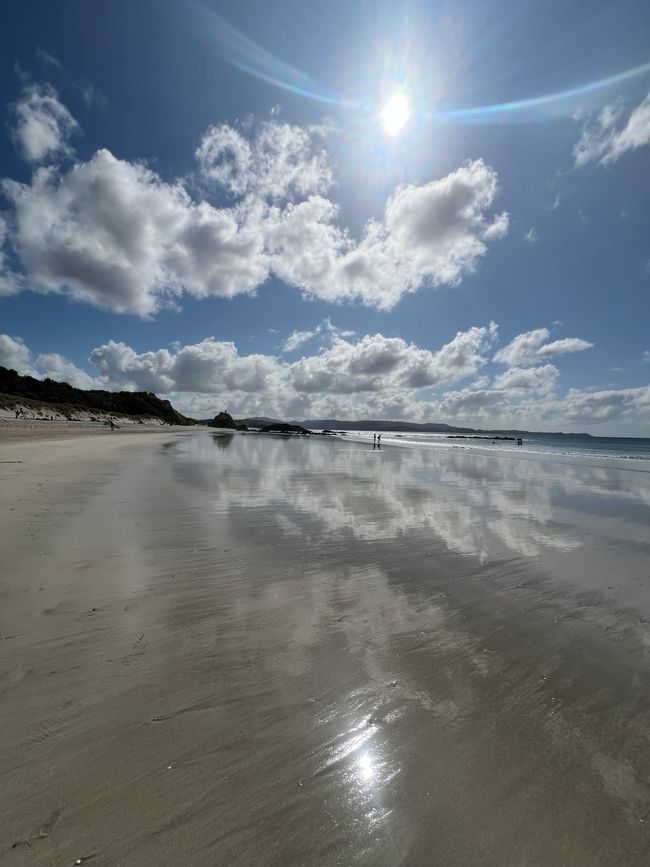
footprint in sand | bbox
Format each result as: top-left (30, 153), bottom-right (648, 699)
top-left (25, 701), bottom-right (75, 751)
top-left (122, 633), bottom-right (148, 665)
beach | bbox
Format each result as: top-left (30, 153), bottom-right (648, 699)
top-left (1, 428), bottom-right (650, 866)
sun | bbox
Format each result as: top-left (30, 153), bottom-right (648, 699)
top-left (381, 93), bottom-right (410, 137)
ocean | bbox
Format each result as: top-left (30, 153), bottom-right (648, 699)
top-left (337, 430), bottom-right (650, 463)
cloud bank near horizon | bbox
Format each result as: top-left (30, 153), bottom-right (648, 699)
top-left (3, 323), bottom-right (646, 432)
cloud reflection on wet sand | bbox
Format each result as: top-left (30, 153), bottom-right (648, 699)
top-left (2, 431), bottom-right (650, 865)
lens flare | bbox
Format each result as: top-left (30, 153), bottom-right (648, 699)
top-left (430, 60), bottom-right (650, 123)
top-left (382, 94), bottom-right (410, 136)
top-left (187, 2), bottom-right (650, 126)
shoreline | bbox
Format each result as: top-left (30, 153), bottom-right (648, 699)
top-left (1, 430), bottom-right (649, 865)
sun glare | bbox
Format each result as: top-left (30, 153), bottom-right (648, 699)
top-left (381, 93), bottom-right (410, 136)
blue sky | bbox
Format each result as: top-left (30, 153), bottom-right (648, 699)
top-left (0, 0), bottom-right (649, 433)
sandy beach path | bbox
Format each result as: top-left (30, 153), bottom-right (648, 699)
top-left (1, 430), bottom-right (650, 865)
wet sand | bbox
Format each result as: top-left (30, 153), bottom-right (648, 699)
top-left (1, 429), bottom-right (650, 865)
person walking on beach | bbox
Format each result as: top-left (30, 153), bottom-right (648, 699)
top-left (377, 434), bottom-right (381, 449)
top-left (373, 433), bottom-right (376, 447)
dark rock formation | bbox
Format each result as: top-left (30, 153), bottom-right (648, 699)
top-left (260, 423), bottom-right (312, 435)
top-left (208, 411), bottom-right (248, 431)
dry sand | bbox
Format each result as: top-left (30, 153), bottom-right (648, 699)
top-left (1, 428), bottom-right (650, 865)
top-left (0, 417), bottom-right (203, 443)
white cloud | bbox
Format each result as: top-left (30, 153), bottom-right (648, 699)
top-left (536, 337), bottom-right (593, 358)
top-left (89, 338), bottom-right (279, 396)
top-left (494, 328), bottom-right (592, 366)
top-left (34, 352), bottom-right (97, 388)
top-left (282, 328), bottom-right (318, 353)
top-left (282, 318), bottom-right (355, 353)
top-left (2, 149), bottom-right (269, 315)
top-left (196, 120), bottom-right (332, 201)
top-left (0, 334), bottom-right (35, 374)
top-left (11, 83), bottom-right (78, 163)
top-left (85, 324), bottom-right (496, 410)
top-left (5, 330), bottom-right (650, 432)
top-left (493, 328), bottom-right (550, 365)
top-left (0, 333), bottom-right (97, 387)
top-left (642, 350), bottom-right (650, 364)
top-left (267, 159), bottom-right (508, 308)
top-left (524, 228), bottom-right (539, 242)
top-left (437, 386), bottom-right (507, 419)
top-left (493, 364), bottom-right (558, 394)
top-left (287, 325), bottom-right (497, 395)
top-left (574, 90), bottom-right (650, 167)
top-left (560, 385), bottom-right (650, 422)
top-left (1, 95), bottom-right (507, 315)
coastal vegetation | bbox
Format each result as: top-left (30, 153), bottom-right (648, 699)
top-left (0, 365), bottom-right (192, 425)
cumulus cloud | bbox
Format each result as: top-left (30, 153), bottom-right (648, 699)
top-left (0, 333), bottom-right (96, 387)
top-left (436, 386), bottom-right (507, 418)
top-left (560, 385), bottom-right (650, 422)
top-left (267, 159), bottom-right (508, 308)
top-left (288, 325), bottom-right (498, 395)
top-left (196, 120), bottom-right (332, 201)
top-left (0, 334), bottom-right (35, 374)
top-left (74, 325), bottom-right (500, 422)
top-left (35, 352), bottom-right (98, 388)
top-left (494, 328), bottom-right (592, 366)
top-left (2, 149), bottom-right (269, 315)
top-left (89, 338), bottom-right (279, 396)
top-left (493, 364), bottom-right (558, 394)
top-left (86, 324), bottom-right (497, 407)
top-left (1, 91), bottom-right (507, 315)
top-left (11, 83), bottom-right (78, 163)
top-left (5, 329), bottom-right (650, 431)
top-left (574, 90), bottom-right (650, 167)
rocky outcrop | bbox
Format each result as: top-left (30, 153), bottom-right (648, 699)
top-left (208, 411), bottom-right (248, 431)
top-left (260, 423), bottom-right (312, 435)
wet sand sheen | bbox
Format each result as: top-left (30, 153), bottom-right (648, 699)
top-left (1, 430), bottom-right (650, 865)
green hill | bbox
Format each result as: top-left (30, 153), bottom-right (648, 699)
top-left (0, 365), bottom-right (192, 425)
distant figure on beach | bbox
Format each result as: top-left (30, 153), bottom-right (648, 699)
top-left (377, 434), bottom-right (381, 449)
top-left (517, 437), bottom-right (523, 446)
top-left (15, 409), bottom-right (19, 419)
top-left (373, 433), bottom-right (376, 447)
top-left (109, 420), bottom-right (115, 430)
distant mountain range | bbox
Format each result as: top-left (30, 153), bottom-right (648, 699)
top-left (240, 417), bottom-right (592, 437)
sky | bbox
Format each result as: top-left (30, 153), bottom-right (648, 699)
top-left (0, 0), bottom-right (649, 434)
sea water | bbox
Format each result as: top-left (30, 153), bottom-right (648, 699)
top-left (336, 430), bottom-right (650, 463)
